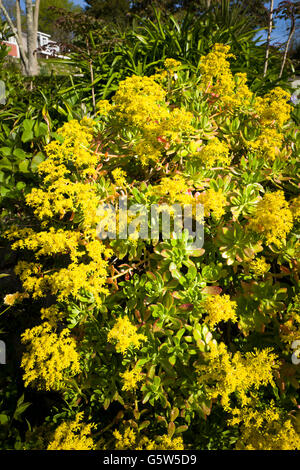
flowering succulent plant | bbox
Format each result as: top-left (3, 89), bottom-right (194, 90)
top-left (1, 44), bottom-right (300, 450)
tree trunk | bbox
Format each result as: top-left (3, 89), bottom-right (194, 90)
top-left (0, 0), bottom-right (40, 76)
top-left (263, 0), bottom-right (274, 77)
top-left (25, 0), bottom-right (39, 76)
top-left (16, 0), bottom-right (27, 75)
top-left (279, 16), bottom-right (295, 79)
top-left (0, 0), bottom-right (28, 73)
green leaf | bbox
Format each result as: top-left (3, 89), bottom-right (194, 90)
top-left (22, 119), bottom-right (34, 131)
top-left (0, 414), bottom-right (9, 425)
top-left (18, 160), bottom-right (29, 173)
top-left (31, 153), bottom-right (45, 171)
top-left (0, 147), bottom-right (12, 157)
top-left (168, 421), bottom-right (175, 438)
top-left (0, 157), bottom-right (12, 170)
top-left (13, 148), bottom-right (28, 160)
top-left (21, 129), bottom-right (34, 143)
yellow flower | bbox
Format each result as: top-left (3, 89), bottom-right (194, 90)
top-left (254, 87), bottom-right (291, 128)
top-left (249, 128), bottom-right (284, 161)
top-left (203, 294), bottom-right (237, 326)
top-left (6, 120), bottom-right (112, 306)
top-left (3, 291), bottom-right (29, 306)
top-left (40, 305), bottom-right (62, 326)
top-left (112, 75), bottom-right (194, 165)
top-left (195, 138), bottom-right (231, 168)
top-left (249, 257), bottom-right (270, 276)
top-left (196, 188), bottom-right (227, 219)
top-left (120, 367), bottom-right (144, 391)
top-left (113, 426), bottom-right (184, 450)
top-left (164, 58), bottom-right (181, 71)
top-left (156, 435), bottom-right (184, 450)
top-left (248, 191), bottom-right (293, 247)
top-left (21, 322), bottom-right (80, 390)
top-left (152, 174), bottom-right (193, 205)
top-left (290, 195), bottom-right (300, 221)
top-left (229, 401), bottom-right (300, 450)
top-left (47, 413), bottom-right (95, 450)
top-left (107, 316), bottom-right (147, 355)
top-left (96, 99), bottom-right (113, 116)
top-left (112, 168), bottom-right (127, 188)
top-left (113, 427), bottom-right (136, 449)
top-left (196, 342), bottom-right (279, 410)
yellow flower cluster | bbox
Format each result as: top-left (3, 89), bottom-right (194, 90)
top-left (249, 128), bottom-right (284, 161)
top-left (96, 99), bottom-right (113, 116)
top-left (113, 427), bottom-right (136, 449)
top-left (229, 402), bottom-right (300, 450)
top-left (203, 294), bottom-right (237, 327)
top-left (196, 342), bottom-right (279, 410)
top-left (120, 367), bottom-right (144, 391)
top-left (164, 58), bottom-right (181, 71)
top-left (200, 44), bottom-right (235, 96)
top-left (152, 174), bottom-right (193, 205)
top-left (196, 188), bottom-right (227, 219)
top-left (112, 167), bottom-right (127, 188)
top-left (21, 322), bottom-right (80, 390)
top-left (156, 435), bottom-right (184, 450)
top-left (40, 305), bottom-right (61, 326)
top-left (199, 44), bottom-right (252, 109)
top-left (254, 87), bottom-right (291, 128)
top-left (113, 426), bottom-right (184, 450)
top-left (290, 195), bottom-right (300, 221)
top-left (12, 238), bottom-right (111, 305)
top-left (6, 120), bottom-right (112, 305)
top-left (199, 45), bottom-right (290, 162)
top-left (107, 316), bottom-right (147, 355)
top-left (250, 87), bottom-right (291, 161)
top-left (112, 75), bottom-right (194, 164)
top-left (114, 75), bottom-right (167, 126)
top-left (249, 257), bottom-right (270, 276)
top-left (3, 291), bottom-right (29, 306)
top-left (47, 413), bottom-right (95, 450)
top-left (24, 119), bottom-right (100, 224)
top-left (10, 227), bottom-right (82, 261)
top-left (248, 191), bottom-right (293, 247)
top-left (195, 138), bottom-right (231, 168)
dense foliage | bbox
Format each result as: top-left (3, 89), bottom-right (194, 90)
top-left (0, 43), bottom-right (299, 450)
